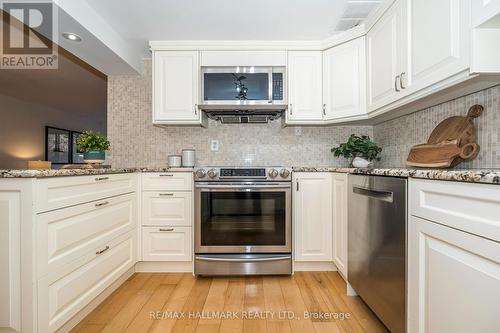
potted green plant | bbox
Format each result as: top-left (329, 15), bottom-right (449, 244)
top-left (331, 134), bottom-right (382, 168)
top-left (76, 131), bottom-right (110, 164)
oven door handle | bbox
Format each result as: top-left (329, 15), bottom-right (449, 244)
top-left (195, 183), bottom-right (291, 190)
top-left (195, 256), bottom-right (290, 262)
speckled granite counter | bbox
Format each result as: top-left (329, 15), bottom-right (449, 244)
top-left (292, 167), bottom-right (500, 185)
top-left (0, 167), bottom-right (194, 178)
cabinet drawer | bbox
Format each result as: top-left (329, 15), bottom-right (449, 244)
top-left (35, 173), bottom-right (137, 213)
top-left (409, 179), bottom-right (500, 242)
top-left (142, 191), bottom-right (192, 226)
top-left (142, 172), bottom-right (193, 191)
top-left (37, 231), bottom-right (136, 333)
top-left (36, 193), bottom-right (137, 277)
top-left (142, 226), bottom-right (192, 261)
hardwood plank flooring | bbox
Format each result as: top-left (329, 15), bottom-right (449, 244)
top-left (71, 272), bottom-right (388, 333)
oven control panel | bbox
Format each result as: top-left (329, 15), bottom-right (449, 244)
top-left (194, 167), bottom-right (292, 181)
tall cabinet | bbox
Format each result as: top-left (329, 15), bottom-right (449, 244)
top-left (293, 172), bottom-right (333, 261)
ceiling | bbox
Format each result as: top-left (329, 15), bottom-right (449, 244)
top-left (85, 0), bottom-right (381, 57)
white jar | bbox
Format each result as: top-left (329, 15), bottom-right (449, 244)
top-left (168, 155), bottom-right (182, 167)
top-left (182, 148), bottom-right (196, 167)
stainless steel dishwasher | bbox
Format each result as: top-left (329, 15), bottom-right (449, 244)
top-left (348, 175), bottom-right (407, 333)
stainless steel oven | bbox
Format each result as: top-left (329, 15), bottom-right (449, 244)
top-left (194, 167), bottom-right (292, 275)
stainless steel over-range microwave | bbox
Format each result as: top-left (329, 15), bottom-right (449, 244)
top-left (201, 66), bottom-right (286, 107)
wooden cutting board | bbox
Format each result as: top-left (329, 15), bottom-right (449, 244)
top-left (406, 105), bottom-right (482, 168)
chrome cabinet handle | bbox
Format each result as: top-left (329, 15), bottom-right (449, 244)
top-left (394, 75), bottom-right (401, 92)
top-left (96, 246), bottom-right (110, 255)
top-left (95, 177), bottom-right (109, 181)
top-left (159, 228), bottom-right (174, 232)
top-left (322, 104), bottom-right (326, 116)
top-left (296, 181), bottom-right (299, 191)
top-left (159, 174), bottom-right (174, 177)
top-left (159, 193), bottom-right (174, 196)
top-left (289, 104), bottom-right (293, 115)
top-left (194, 104), bottom-right (198, 115)
top-left (95, 201), bottom-right (109, 207)
top-left (400, 72), bottom-right (406, 89)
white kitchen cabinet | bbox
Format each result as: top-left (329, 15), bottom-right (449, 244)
top-left (408, 215), bottom-right (500, 333)
top-left (293, 173), bottom-right (333, 261)
top-left (366, 0), bottom-right (405, 111)
top-left (142, 191), bottom-right (192, 226)
top-left (141, 172), bottom-right (193, 191)
top-left (153, 51), bottom-right (201, 125)
top-left (332, 173), bottom-right (348, 279)
top-left (404, 0), bottom-right (470, 95)
top-left (323, 37), bottom-right (366, 121)
top-left (142, 226), bottom-right (192, 261)
top-left (287, 51), bottom-right (323, 123)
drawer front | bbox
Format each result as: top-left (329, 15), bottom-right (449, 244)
top-left (142, 226), bottom-right (192, 261)
top-left (35, 173), bottom-right (137, 213)
top-left (36, 193), bottom-right (137, 277)
top-left (410, 179), bottom-right (500, 242)
top-left (142, 172), bottom-right (193, 191)
top-left (37, 231), bottom-right (136, 333)
top-left (142, 191), bottom-right (192, 226)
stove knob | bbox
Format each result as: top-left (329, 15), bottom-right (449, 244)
top-left (269, 169), bottom-right (279, 178)
top-left (195, 169), bottom-right (206, 178)
top-left (207, 169), bottom-right (218, 179)
top-left (279, 169), bottom-right (290, 178)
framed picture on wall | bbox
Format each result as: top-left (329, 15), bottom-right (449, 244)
top-left (45, 126), bottom-right (70, 164)
top-left (71, 131), bottom-right (85, 164)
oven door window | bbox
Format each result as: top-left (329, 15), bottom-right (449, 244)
top-left (200, 191), bottom-right (286, 246)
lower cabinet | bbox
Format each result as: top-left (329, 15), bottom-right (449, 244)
top-left (408, 215), bottom-right (500, 333)
top-left (37, 231), bottom-right (137, 333)
top-left (332, 173), bottom-right (348, 278)
top-left (142, 226), bottom-right (192, 261)
top-left (293, 172), bottom-right (333, 261)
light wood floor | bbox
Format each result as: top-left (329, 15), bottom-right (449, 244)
top-left (71, 272), bottom-right (388, 333)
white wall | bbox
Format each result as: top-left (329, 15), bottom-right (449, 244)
top-left (0, 94), bottom-right (106, 169)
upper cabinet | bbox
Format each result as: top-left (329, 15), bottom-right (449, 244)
top-left (323, 37), bottom-right (366, 121)
top-left (153, 51), bottom-right (204, 125)
top-left (367, 0), bottom-right (406, 111)
top-left (286, 51), bottom-right (323, 123)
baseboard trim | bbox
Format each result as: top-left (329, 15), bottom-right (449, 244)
top-left (293, 261), bottom-right (338, 272)
top-left (135, 261), bottom-right (193, 272)
top-left (56, 267), bottom-right (135, 333)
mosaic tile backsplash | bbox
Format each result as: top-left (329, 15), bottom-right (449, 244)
top-left (373, 85), bottom-right (500, 169)
top-left (107, 60), bottom-right (372, 168)
top-left (108, 60), bottom-right (499, 169)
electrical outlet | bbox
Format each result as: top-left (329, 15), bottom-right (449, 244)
top-left (210, 140), bottom-right (219, 151)
top-left (294, 127), bottom-right (302, 136)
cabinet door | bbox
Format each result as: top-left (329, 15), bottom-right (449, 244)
top-left (287, 51), bottom-right (323, 122)
top-left (367, 0), bottom-right (405, 111)
top-left (408, 216), bottom-right (500, 333)
top-left (323, 37), bottom-right (366, 120)
top-left (332, 173), bottom-right (348, 279)
top-left (153, 51), bottom-right (200, 123)
top-left (293, 173), bottom-right (333, 261)
top-left (405, 0), bottom-right (470, 93)
top-left (142, 226), bottom-right (192, 261)
top-left (142, 192), bottom-right (192, 226)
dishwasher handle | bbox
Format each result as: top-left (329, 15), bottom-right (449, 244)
top-left (353, 186), bottom-right (394, 203)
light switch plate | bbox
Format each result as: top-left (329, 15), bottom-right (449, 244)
top-left (210, 140), bottom-right (219, 151)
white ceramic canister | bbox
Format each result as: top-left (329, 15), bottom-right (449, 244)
top-left (182, 148), bottom-right (196, 167)
top-left (168, 154), bottom-right (182, 167)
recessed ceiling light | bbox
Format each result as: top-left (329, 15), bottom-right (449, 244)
top-left (62, 32), bottom-right (82, 42)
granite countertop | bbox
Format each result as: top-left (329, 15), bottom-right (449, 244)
top-left (0, 167), bottom-right (194, 178)
top-left (292, 167), bottom-right (500, 185)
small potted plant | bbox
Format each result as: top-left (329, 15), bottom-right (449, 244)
top-left (76, 131), bottom-right (110, 164)
top-left (331, 134), bottom-right (382, 168)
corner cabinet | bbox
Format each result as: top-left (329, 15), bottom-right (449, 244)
top-left (332, 173), bottom-right (348, 279)
top-left (152, 51), bottom-right (205, 126)
top-left (323, 37), bottom-right (366, 121)
top-left (286, 51), bottom-right (323, 123)
top-left (293, 172), bottom-right (333, 261)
